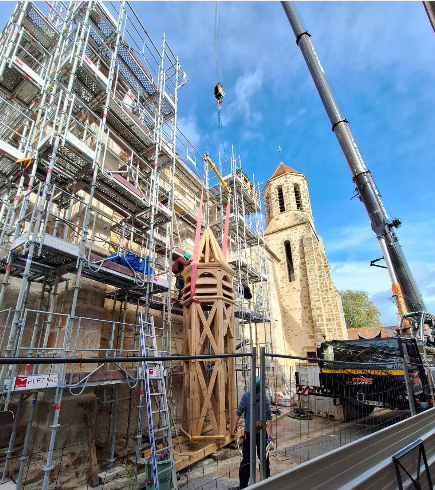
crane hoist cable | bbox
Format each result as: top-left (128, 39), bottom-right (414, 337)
top-left (215, 1), bottom-right (221, 82)
top-left (190, 4), bottom-right (231, 298)
top-left (213, 0), bottom-right (231, 259)
top-left (214, 1), bottom-right (225, 108)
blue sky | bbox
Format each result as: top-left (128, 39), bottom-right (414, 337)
top-left (3, 2), bottom-right (434, 325)
top-left (151, 1), bottom-right (435, 327)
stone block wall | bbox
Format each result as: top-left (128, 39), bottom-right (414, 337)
top-left (264, 172), bottom-right (312, 221)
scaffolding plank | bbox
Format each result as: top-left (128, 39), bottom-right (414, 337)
top-left (12, 56), bottom-right (44, 87)
top-left (0, 139), bottom-right (25, 161)
top-left (24, 3), bottom-right (59, 48)
top-left (64, 131), bottom-right (96, 162)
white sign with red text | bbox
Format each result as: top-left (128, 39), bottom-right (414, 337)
top-left (13, 374), bottom-right (58, 391)
top-left (146, 366), bottom-right (160, 379)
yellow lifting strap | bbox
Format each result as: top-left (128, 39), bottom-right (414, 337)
top-left (203, 153), bottom-right (230, 194)
top-left (15, 157), bottom-right (34, 169)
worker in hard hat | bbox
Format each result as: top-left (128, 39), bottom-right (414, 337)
top-left (172, 252), bottom-right (191, 301)
top-left (232, 377), bottom-right (274, 489)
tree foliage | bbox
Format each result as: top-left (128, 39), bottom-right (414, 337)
top-left (340, 290), bottom-right (383, 330)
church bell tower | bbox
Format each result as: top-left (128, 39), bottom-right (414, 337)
top-left (263, 162), bottom-right (347, 357)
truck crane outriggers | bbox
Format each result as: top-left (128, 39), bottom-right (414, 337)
top-left (281, 1), bottom-right (427, 328)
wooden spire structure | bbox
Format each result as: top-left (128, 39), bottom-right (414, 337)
top-left (180, 226), bottom-right (236, 441)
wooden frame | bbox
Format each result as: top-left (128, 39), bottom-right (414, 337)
top-left (181, 227), bottom-right (236, 442)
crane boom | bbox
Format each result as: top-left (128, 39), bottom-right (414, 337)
top-left (281, 1), bottom-right (426, 314)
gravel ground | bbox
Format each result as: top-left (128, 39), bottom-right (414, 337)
top-left (179, 407), bottom-right (409, 490)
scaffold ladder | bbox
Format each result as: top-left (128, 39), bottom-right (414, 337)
top-left (138, 312), bottom-right (178, 490)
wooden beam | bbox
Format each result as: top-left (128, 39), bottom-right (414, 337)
top-left (190, 435), bottom-right (227, 441)
top-left (174, 436), bottom-right (233, 472)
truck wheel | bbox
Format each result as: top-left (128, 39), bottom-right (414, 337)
top-left (341, 400), bottom-right (374, 421)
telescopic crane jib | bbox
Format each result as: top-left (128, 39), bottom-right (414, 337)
top-left (281, 1), bottom-right (427, 316)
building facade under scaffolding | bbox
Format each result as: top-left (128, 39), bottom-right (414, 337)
top-left (0, 2), bottom-right (345, 488)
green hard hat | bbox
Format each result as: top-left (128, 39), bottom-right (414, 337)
top-left (184, 252), bottom-right (191, 260)
top-left (255, 377), bottom-right (261, 393)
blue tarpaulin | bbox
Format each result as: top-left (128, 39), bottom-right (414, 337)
top-left (106, 252), bottom-right (154, 275)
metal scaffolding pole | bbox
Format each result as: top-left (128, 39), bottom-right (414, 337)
top-left (0, 1), bottom-right (29, 83)
top-left (41, 3), bottom-right (126, 487)
top-left (0, 0), bottom-right (189, 484)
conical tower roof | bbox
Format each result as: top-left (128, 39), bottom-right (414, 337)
top-left (270, 162), bottom-right (301, 179)
top-left (263, 162), bottom-right (304, 194)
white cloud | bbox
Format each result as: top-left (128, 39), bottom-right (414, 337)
top-left (225, 67), bottom-right (263, 127)
top-left (331, 259), bottom-right (435, 326)
top-left (331, 261), bottom-right (391, 296)
top-left (177, 114), bottom-right (202, 149)
top-left (324, 212), bottom-right (435, 326)
top-left (241, 129), bottom-right (265, 142)
top-left (331, 260), bottom-right (398, 325)
top-left (285, 109), bottom-right (307, 126)
top-left (323, 223), bottom-right (374, 254)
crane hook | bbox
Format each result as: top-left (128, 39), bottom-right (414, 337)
top-left (214, 82), bottom-right (225, 108)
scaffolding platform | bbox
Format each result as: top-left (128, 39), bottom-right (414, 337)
top-left (210, 214), bottom-right (263, 247)
top-left (0, 258), bottom-right (63, 285)
top-left (0, 91), bottom-right (34, 178)
top-left (37, 133), bottom-right (152, 220)
top-left (210, 171), bottom-right (260, 215)
top-left (2, 366), bottom-right (144, 394)
top-left (22, 3), bottom-right (60, 50)
top-left (68, 368), bottom-right (140, 388)
top-left (0, 3), bottom-right (58, 106)
top-left (9, 231), bottom-right (168, 292)
top-left (84, 252), bottom-right (169, 292)
top-left (227, 257), bottom-right (267, 283)
top-left (83, 164), bottom-right (151, 216)
top-left (174, 198), bottom-right (201, 227)
top-left (234, 306), bottom-right (270, 323)
top-left (37, 131), bottom-right (95, 185)
top-left (10, 231), bottom-right (80, 270)
top-left (0, 159), bottom-right (23, 184)
top-left (105, 96), bottom-right (155, 154)
top-left (106, 288), bottom-right (171, 311)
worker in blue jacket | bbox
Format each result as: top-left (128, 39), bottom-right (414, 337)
top-left (232, 378), bottom-right (274, 489)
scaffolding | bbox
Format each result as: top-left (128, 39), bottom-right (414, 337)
top-left (208, 146), bottom-right (273, 392)
top-left (0, 1), bottom-right (272, 487)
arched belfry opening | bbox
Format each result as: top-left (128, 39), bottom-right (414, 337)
top-left (294, 183), bottom-right (302, 210)
top-left (277, 186), bottom-right (285, 212)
